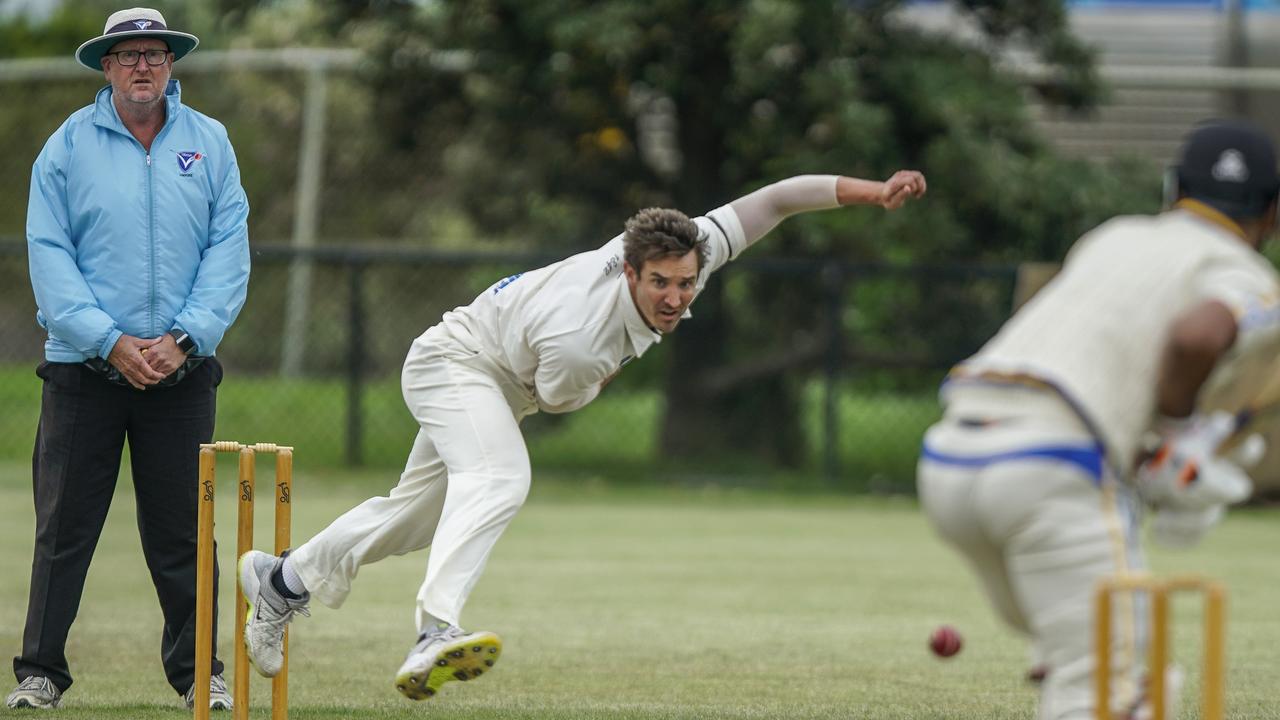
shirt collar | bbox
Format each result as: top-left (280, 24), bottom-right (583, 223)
top-left (1172, 198), bottom-right (1248, 240)
top-left (616, 274), bottom-right (662, 355)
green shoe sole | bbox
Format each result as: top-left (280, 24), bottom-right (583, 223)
top-left (395, 632), bottom-right (502, 700)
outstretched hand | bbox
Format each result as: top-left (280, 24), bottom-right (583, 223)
top-left (879, 170), bottom-right (927, 210)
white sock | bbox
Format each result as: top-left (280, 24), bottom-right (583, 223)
top-left (423, 613), bottom-right (451, 634)
top-left (280, 556), bottom-right (308, 596)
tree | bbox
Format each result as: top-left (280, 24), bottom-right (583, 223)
top-left (300, 0), bottom-right (1159, 466)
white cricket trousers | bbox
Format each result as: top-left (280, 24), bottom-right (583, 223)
top-left (289, 323), bottom-right (533, 632)
top-left (916, 382), bottom-right (1147, 720)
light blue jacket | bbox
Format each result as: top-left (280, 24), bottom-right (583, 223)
top-left (27, 79), bottom-right (250, 362)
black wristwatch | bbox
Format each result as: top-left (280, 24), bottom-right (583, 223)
top-left (169, 329), bottom-right (196, 355)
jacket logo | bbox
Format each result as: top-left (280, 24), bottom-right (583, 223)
top-left (132, 20), bottom-right (153, 30)
top-left (176, 151), bottom-right (203, 174)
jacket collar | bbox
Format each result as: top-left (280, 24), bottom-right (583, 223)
top-left (92, 78), bottom-right (182, 136)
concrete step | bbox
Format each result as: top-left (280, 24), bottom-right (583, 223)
top-left (1028, 102), bottom-right (1215, 124)
top-left (898, 3), bottom-right (1235, 164)
top-left (1049, 137), bottom-right (1183, 163)
top-left (1035, 121), bottom-right (1190, 142)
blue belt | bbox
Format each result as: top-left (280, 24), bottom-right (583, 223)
top-left (920, 442), bottom-right (1106, 485)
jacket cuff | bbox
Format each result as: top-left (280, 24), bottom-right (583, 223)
top-left (98, 327), bottom-right (123, 360)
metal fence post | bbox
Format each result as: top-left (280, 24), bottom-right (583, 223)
top-left (822, 261), bottom-right (845, 483)
top-left (346, 261), bottom-right (365, 466)
top-left (280, 65), bottom-right (330, 377)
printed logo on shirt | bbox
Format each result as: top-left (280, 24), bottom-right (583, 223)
top-left (176, 151), bottom-right (204, 176)
top-left (603, 255), bottom-right (620, 276)
top-left (492, 272), bottom-right (524, 294)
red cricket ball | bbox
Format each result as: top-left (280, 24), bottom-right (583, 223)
top-left (929, 624), bottom-right (963, 658)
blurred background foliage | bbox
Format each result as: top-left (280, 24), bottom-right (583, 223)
top-left (0, 0), bottom-right (1162, 487)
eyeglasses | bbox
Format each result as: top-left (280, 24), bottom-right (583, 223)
top-left (106, 49), bottom-right (171, 67)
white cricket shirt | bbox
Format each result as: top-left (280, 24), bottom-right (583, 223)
top-left (955, 205), bottom-right (1280, 473)
top-left (438, 205), bottom-right (747, 414)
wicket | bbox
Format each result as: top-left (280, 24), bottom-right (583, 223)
top-left (195, 441), bottom-right (294, 720)
top-left (1094, 573), bottom-right (1226, 720)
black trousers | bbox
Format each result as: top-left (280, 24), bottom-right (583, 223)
top-left (13, 359), bottom-right (226, 695)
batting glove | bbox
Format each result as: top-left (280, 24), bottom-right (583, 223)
top-left (1134, 411), bottom-right (1258, 512)
top-left (1149, 505), bottom-right (1225, 548)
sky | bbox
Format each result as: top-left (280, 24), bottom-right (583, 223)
top-left (0, 0), bottom-right (58, 22)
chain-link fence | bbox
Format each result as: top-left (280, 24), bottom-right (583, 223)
top-left (0, 52), bottom-right (1026, 491)
top-left (0, 238), bottom-right (1019, 491)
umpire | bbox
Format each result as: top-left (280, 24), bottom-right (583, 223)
top-left (7, 7), bottom-right (250, 711)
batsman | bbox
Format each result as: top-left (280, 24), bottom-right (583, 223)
top-left (236, 169), bottom-right (926, 700)
top-left (916, 120), bottom-right (1280, 720)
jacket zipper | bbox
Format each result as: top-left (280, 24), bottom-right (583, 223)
top-left (145, 113), bottom-right (173, 338)
top-left (147, 151), bottom-right (155, 337)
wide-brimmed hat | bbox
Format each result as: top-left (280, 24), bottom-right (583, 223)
top-left (1176, 119), bottom-right (1280, 218)
top-left (75, 7), bottom-right (199, 71)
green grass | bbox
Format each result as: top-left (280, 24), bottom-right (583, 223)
top-left (0, 363), bottom-right (941, 492)
top-left (1, 461), bottom-right (1277, 719)
top-left (0, 365), bottom-right (38, 461)
top-left (801, 383), bottom-right (941, 491)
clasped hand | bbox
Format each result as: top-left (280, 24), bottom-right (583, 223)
top-left (107, 334), bottom-right (185, 390)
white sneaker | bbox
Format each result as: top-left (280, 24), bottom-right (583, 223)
top-left (6, 676), bottom-right (61, 709)
top-left (184, 672), bottom-right (233, 711)
top-left (1128, 664), bottom-right (1184, 720)
top-left (239, 550), bottom-right (310, 678)
top-left (394, 625), bottom-right (502, 700)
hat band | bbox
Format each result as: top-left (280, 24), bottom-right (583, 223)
top-left (106, 19), bottom-right (168, 34)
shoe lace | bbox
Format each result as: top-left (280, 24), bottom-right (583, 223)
top-left (261, 596), bottom-right (311, 632)
top-left (185, 673), bottom-right (232, 708)
top-left (17, 676), bottom-right (53, 693)
top-left (411, 624), bottom-right (464, 655)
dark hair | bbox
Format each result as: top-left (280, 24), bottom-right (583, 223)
top-left (622, 208), bottom-right (706, 274)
